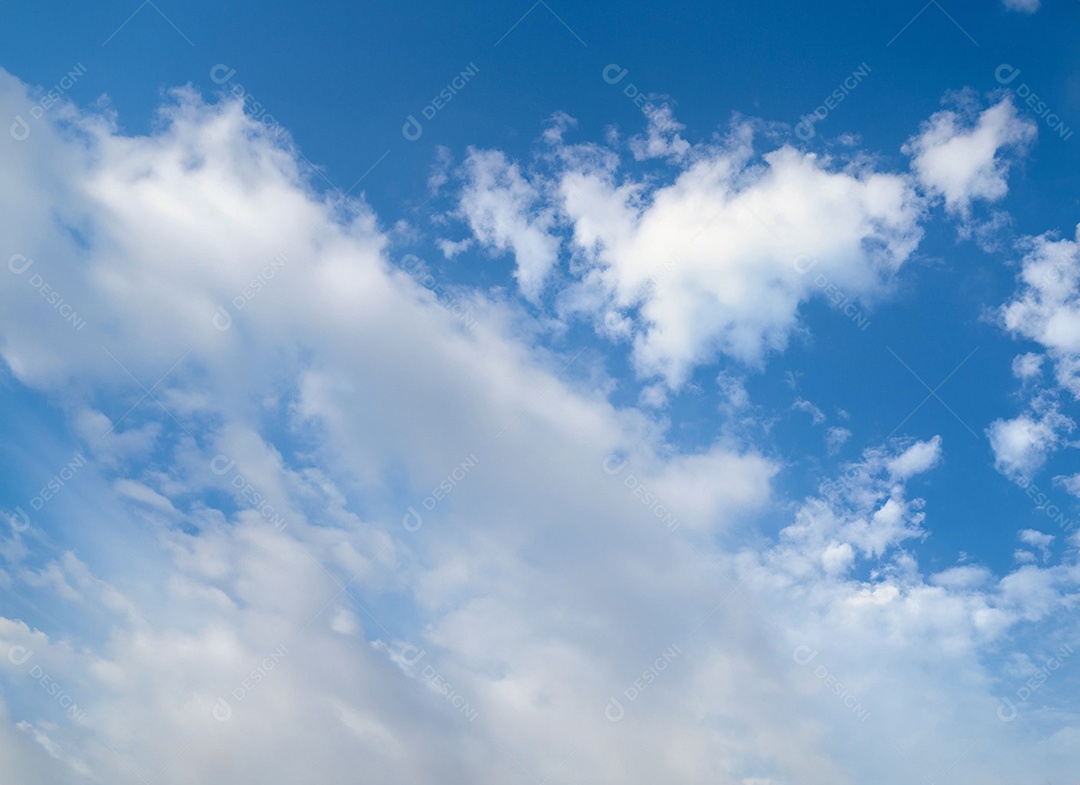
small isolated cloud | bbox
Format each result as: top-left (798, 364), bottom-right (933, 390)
top-left (987, 402), bottom-right (1074, 480)
top-left (1003, 0), bottom-right (1040, 12)
top-left (1011, 352), bottom-right (1044, 381)
top-left (792, 397), bottom-right (826, 425)
top-left (825, 426), bottom-right (852, 454)
top-left (887, 435), bottom-right (943, 479)
top-left (903, 96), bottom-right (1036, 217)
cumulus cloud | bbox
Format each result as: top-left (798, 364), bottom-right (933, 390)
top-left (886, 434), bottom-right (943, 479)
top-left (1011, 352), bottom-right (1044, 381)
top-left (1018, 528), bottom-right (1054, 561)
top-left (903, 95), bottom-right (1035, 218)
top-left (448, 95), bottom-right (1038, 390)
top-left (454, 148), bottom-right (561, 303)
top-left (1000, 226), bottom-right (1080, 397)
top-left (987, 397), bottom-right (1074, 480)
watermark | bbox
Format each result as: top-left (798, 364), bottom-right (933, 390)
top-left (5, 508), bottom-right (31, 533)
top-left (792, 645), bottom-right (870, 722)
top-left (27, 452), bottom-right (87, 511)
top-left (795, 63), bottom-right (871, 141)
top-left (400, 255), bottom-right (477, 331)
top-left (995, 64), bottom-right (1073, 142)
top-left (4, 451), bottom-right (88, 534)
top-left (602, 454), bottom-right (679, 531)
top-left (210, 455), bottom-right (289, 531)
top-left (210, 65), bottom-right (288, 142)
top-left (212, 644), bottom-right (289, 722)
top-left (7, 255), bottom-right (87, 331)
top-left (5, 645), bottom-right (86, 722)
top-left (793, 255), bottom-right (870, 331)
top-left (1003, 461), bottom-right (1075, 535)
top-left (402, 63), bottom-right (480, 141)
top-left (9, 64), bottom-right (87, 141)
top-left (997, 644), bottom-right (1074, 722)
top-left (212, 253), bottom-right (288, 331)
top-left (601, 63), bottom-right (669, 121)
top-left (402, 454), bottom-right (479, 531)
top-left (396, 643), bottom-right (478, 721)
top-left (605, 644), bottom-right (681, 722)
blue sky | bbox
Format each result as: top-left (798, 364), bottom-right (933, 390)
top-left (1, 1), bottom-right (1079, 783)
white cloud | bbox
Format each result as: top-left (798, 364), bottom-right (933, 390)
top-left (793, 397), bottom-right (826, 425)
top-left (1003, 0), bottom-right (1040, 12)
top-left (930, 564), bottom-right (992, 589)
top-left (454, 148), bottom-right (560, 303)
top-left (886, 435), bottom-right (943, 479)
top-left (1056, 472), bottom-right (1080, 498)
top-left (987, 402), bottom-right (1074, 479)
top-left (1018, 528), bottom-right (1054, 561)
top-left (903, 96), bottom-right (1036, 217)
top-left (627, 103), bottom-right (693, 162)
top-left (825, 426), bottom-right (852, 454)
top-left (1000, 226), bottom-right (1080, 397)
top-left (1011, 351), bottom-right (1044, 381)
top-left (446, 96), bottom-right (1036, 390)
top-left (554, 137), bottom-right (925, 386)
top-left (780, 437), bottom-right (941, 561)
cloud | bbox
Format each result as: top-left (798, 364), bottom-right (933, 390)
top-left (445, 96), bottom-right (1037, 390)
top-left (454, 148), bottom-right (561, 303)
top-left (1018, 528), bottom-right (1054, 561)
top-left (1056, 472), bottom-right (1080, 499)
top-left (779, 436), bottom-right (941, 561)
top-left (825, 426), bottom-right (852, 454)
top-left (886, 435), bottom-right (943, 479)
top-left (1003, 0), bottom-right (1040, 12)
top-left (793, 398), bottom-right (826, 425)
top-left (903, 95), bottom-right (1036, 218)
top-left (1000, 225), bottom-right (1080, 397)
top-left (1011, 352), bottom-right (1044, 381)
top-left (987, 401), bottom-right (1074, 480)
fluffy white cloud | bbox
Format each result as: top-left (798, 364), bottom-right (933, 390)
top-left (557, 139), bottom-right (926, 387)
top-left (1000, 226), bottom-right (1080, 397)
top-left (451, 96), bottom-right (1037, 390)
top-left (987, 401), bottom-right (1074, 479)
top-left (454, 148), bottom-right (561, 303)
top-left (886, 434), bottom-right (943, 479)
top-left (1018, 528), bottom-right (1054, 561)
top-left (1012, 352), bottom-right (1044, 381)
top-left (903, 96), bottom-right (1035, 217)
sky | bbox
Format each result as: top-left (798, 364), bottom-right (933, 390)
top-left (0, 0), bottom-right (1079, 783)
